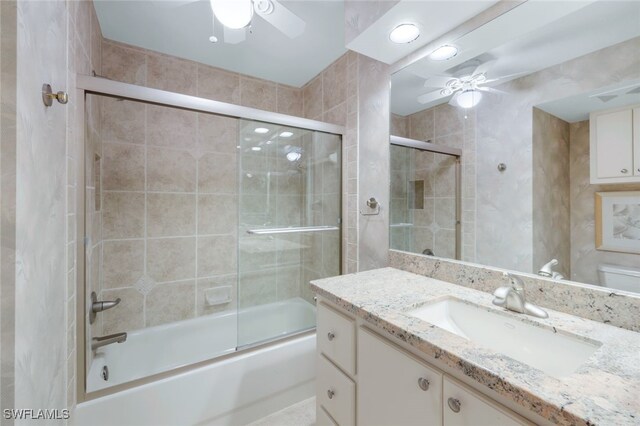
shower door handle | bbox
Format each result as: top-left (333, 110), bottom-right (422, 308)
top-left (246, 226), bottom-right (339, 235)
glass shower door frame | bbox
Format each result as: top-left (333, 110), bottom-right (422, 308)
top-left (74, 74), bottom-right (345, 403)
top-left (389, 135), bottom-right (462, 260)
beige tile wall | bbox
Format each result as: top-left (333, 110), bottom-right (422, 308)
top-left (100, 39), bottom-right (303, 117)
top-left (96, 96), bottom-right (240, 333)
top-left (96, 40), bottom-right (350, 334)
top-left (301, 52), bottom-right (358, 274)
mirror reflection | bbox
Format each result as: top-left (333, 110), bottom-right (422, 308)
top-left (390, 0), bottom-right (640, 293)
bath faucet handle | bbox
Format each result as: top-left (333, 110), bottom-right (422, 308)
top-left (90, 291), bottom-right (122, 324)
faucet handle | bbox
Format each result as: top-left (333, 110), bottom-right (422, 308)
top-left (502, 272), bottom-right (524, 292)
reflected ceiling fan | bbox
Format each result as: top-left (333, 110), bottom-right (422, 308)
top-left (417, 60), bottom-right (522, 108)
top-left (158, 0), bottom-right (306, 44)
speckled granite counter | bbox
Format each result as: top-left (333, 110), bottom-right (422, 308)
top-left (311, 268), bottom-right (640, 426)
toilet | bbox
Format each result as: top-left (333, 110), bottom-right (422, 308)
top-left (597, 264), bottom-right (640, 293)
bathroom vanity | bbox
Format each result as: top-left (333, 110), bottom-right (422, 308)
top-left (311, 268), bottom-right (640, 426)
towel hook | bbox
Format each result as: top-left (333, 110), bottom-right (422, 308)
top-left (42, 84), bottom-right (68, 107)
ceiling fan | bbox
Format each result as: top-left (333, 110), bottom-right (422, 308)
top-left (417, 61), bottom-right (520, 109)
top-left (158, 0), bottom-right (306, 44)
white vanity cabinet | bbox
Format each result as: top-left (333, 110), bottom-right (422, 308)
top-left (590, 105), bottom-right (640, 183)
top-left (316, 298), bottom-right (533, 426)
top-left (358, 327), bottom-right (443, 425)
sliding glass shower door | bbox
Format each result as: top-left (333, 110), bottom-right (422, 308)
top-left (238, 120), bottom-right (341, 347)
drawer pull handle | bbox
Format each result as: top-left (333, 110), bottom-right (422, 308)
top-left (327, 389), bottom-right (335, 399)
top-left (418, 377), bottom-right (430, 391)
top-left (447, 397), bottom-right (461, 413)
top-left (327, 332), bottom-right (335, 341)
top-left (621, 168), bottom-right (628, 174)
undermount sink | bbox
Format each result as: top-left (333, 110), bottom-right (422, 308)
top-left (407, 297), bottom-right (601, 378)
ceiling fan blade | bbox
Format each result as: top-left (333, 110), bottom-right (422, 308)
top-left (472, 59), bottom-right (497, 77)
top-left (417, 89), bottom-right (447, 105)
top-left (423, 75), bottom-right (457, 89)
top-left (223, 26), bottom-right (246, 44)
top-left (255, 0), bottom-right (305, 39)
top-left (448, 92), bottom-right (460, 107)
top-left (483, 71), bottom-right (529, 84)
top-left (478, 87), bottom-right (508, 95)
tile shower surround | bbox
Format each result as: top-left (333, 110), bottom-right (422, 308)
top-left (391, 104), bottom-right (476, 263)
top-left (94, 100), bottom-right (329, 334)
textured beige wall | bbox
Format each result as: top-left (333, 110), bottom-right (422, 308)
top-left (569, 121), bottom-right (640, 285)
top-left (532, 108), bottom-right (571, 277)
top-left (476, 37), bottom-right (640, 274)
top-left (3, 0), bottom-right (101, 418)
top-left (0, 0), bottom-right (17, 418)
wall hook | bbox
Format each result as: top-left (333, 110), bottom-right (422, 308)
top-left (42, 84), bottom-right (68, 107)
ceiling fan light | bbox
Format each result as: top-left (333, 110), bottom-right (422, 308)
top-left (389, 24), bottom-right (420, 44)
top-left (455, 90), bottom-right (483, 109)
top-left (429, 45), bottom-right (458, 61)
top-left (210, 0), bottom-right (254, 29)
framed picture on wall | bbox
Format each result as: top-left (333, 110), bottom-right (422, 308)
top-left (595, 191), bottom-right (640, 254)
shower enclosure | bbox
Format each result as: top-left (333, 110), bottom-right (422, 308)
top-left (389, 135), bottom-right (461, 259)
top-left (77, 76), bottom-right (342, 400)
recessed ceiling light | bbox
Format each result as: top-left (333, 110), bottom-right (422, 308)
top-left (389, 24), bottom-right (420, 44)
top-left (209, 35), bottom-right (218, 43)
top-left (254, 127), bottom-right (269, 134)
top-left (266, 140), bottom-right (273, 145)
top-left (251, 146), bottom-right (262, 151)
top-left (280, 131), bottom-right (294, 138)
top-left (429, 45), bottom-right (458, 61)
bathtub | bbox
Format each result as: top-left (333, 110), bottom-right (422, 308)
top-left (76, 298), bottom-right (316, 425)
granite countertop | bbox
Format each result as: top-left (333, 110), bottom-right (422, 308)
top-left (311, 267), bottom-right (640, 426)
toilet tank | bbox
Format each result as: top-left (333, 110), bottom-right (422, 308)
top-left (597, 264), bottom-right (640, 293)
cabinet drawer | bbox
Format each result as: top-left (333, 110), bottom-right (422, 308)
top-left (316, 405), bottom-right (338, 426)
top-left (317, 303), bottom-right (356, 375)
top-left (317, 355), bottom-right (356, 426)
top-left (443, 376), bottom-right (530, 426)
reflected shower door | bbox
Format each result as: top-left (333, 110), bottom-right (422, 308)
top-left (390, 142), bottom-right (460, 259)
top-left (238, 120), bottom-right (341, 347)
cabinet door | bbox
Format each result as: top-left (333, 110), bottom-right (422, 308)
top-left (594, 109), bottom-right (633, 179)
top-left (634, 108), bottom-right (640, 177)
top-left (443, 376), bottom-right (528, 426)
top-left (357, 327), bottom-right (443, 426)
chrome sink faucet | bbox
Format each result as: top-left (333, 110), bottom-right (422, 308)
top-left (492, 272), bottom-right (548, 319)
top-left (92, 332), bottom-right (127, 350)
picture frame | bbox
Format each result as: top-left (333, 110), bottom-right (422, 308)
top-left (595, 191), bottom-right (640, 254)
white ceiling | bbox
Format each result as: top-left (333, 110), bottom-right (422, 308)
top-left (538, 80), bottom-right (640, 123)
top-left (94, 0), bottom-right (347, 87)
top-left (346, 0), bottom-right (499, 64)
top-left (390, 0), bottom-right (640, 116)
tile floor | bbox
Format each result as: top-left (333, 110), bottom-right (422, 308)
top-left (247, 397), bottom-right (316, 426)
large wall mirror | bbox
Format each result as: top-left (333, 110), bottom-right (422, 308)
top-left (389, 0), bottom-right (640, 294)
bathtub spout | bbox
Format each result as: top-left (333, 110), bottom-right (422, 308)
top-left (92, 332), bottom-right (127, 350)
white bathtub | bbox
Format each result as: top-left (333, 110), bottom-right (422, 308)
top-left (76, 298), bottom-right (316, 425)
